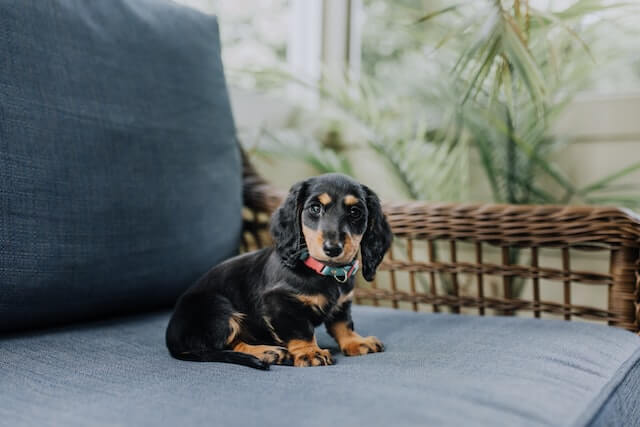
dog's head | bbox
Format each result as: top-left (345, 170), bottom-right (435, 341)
top-left (270, 173), bottom-right (392, 281)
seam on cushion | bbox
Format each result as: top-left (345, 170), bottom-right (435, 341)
top-left (571, 346), bottom-right (640, 427)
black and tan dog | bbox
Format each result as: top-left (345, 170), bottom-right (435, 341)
top-left (166, 173), bottom-right (392, 370)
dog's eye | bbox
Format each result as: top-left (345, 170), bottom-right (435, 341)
top-left (308, 204), bottom-right (322, 216)
top-left (349, 207), bottom-right (363, 219)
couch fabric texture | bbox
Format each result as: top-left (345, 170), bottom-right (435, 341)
top-left (0, 0), bottom-right (242, 332)
top-left (1, 306), bottom-right (639, 427)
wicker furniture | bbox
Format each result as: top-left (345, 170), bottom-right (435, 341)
top-left (241, 152), bottom-right (640, 333)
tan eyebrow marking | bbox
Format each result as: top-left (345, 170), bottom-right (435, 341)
top-left (344, 194), bottom-right (358, 205)
top-left (318, 193), bottom-right (332, 205)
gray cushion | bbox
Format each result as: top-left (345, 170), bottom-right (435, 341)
top-left (1, 306), bottom-right (639, 426)
top-left (0, 0), bottom-right (241, 331)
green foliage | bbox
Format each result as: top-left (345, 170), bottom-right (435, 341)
top-left (240, 67), bottom-right (470, 202)
top-left (415, 0), bottom-right (640, 208)
top-left (238, 0), bottom-right (640, 210)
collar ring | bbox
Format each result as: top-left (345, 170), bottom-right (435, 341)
top-left (333, 272), bottom-right (348, 283)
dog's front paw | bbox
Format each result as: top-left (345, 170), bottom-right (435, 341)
top-left (287, 339), bottom-right (334, 367)
top-left (293, 348), bottom-right (334, 367)
top-left (341, 335), bottom-right (384, 357)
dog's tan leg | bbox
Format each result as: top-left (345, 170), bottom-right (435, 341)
top-left (328, 321), bottom-right (384, 356)
top-left (286, 336), bottom-right (334, 367)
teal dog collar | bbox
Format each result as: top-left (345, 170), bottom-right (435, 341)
top-left (299, 250), bottom-right (359, 283)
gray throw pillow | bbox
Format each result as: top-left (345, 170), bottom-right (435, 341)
top-left (0, 0), bottom-right (242, 332)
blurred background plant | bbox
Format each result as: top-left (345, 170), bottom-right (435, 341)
top-left (243, 68), bottom-right (472, 202)
top-left (415, 0), bottom-right (640, 208)
top-left (235, 0), bottom-right (640, 211)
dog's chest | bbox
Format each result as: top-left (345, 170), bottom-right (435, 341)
top-left (308, 283), bottom-right (354, 323)
top-left (333, 286), bottom-right (354, 309)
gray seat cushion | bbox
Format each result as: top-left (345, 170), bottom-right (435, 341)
top-left (0, 0), bottom-right (241, 331)
top-left (1, 307), bottom-right (639, 426)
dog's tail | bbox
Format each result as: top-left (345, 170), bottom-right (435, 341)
top-left (171, 349), bottom-right (270, 370)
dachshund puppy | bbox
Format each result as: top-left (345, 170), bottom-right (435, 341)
top-left (166, 173), bottom-right (392, 370)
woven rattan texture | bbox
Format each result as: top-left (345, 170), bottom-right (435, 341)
top-left (240, 151), bottom-right (640, 332)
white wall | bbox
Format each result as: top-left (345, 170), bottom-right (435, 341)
top-left (554, 93), bottom-right (640, 184)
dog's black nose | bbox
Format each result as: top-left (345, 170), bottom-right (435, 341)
top-left (322, 241), bottom-right (343, 257)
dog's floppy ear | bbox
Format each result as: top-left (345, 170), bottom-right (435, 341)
top-left (270, 180), bottom-right (308, 268)
top-left (360, 185), bottom-right (392, 281)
